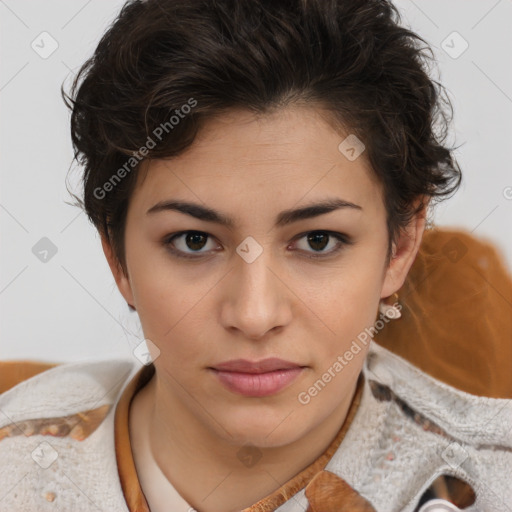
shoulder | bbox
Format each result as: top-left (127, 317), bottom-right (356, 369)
top-left (0, 357), bottom-right (137, 427)
top-left (365, 341), bottom-right (512, 442)
top-left (375, 226), bottom-right (512, 398)
top-left (0, 359), bottom-right (138, 439)
top-left (321, 342), bottom-right (512, 511)
top-left (0, 359), bottom-right (60, 394)
top-left (0, 357), bottom-right (139, 510)
top-left (0, 357), bottom-right (137, 442)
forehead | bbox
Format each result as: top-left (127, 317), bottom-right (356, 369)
top-left (130, 106), bottom-right (384, 219)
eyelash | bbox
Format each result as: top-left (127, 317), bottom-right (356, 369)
top-left (162, 230), bottom-right (353, 260)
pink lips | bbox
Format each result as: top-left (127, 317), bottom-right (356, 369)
top-left (210, 358), bottom-right (304, 397)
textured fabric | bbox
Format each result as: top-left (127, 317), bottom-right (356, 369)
top-left (305, 470), bottom-right (376, 511)
top-left (274, 341), bottom-right (512, 512)
top-left (1, 344), bottom-right (511, 511)
top-left (0, 359), bottom-right (136, 511)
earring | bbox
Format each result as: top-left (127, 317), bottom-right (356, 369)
top-left (378, 292), bottom-right (401, 320)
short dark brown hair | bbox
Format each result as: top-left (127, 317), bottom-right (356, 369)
top-left (62, 0), bottom-right (462, 275)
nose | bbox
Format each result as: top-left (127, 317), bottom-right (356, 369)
top-left (220, 247), bottom-right (292, 340)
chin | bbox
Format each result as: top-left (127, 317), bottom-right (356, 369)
top-left (229, 430), bottom-right (300, 450)
top-left (215, 409), bottom-right (306, 449)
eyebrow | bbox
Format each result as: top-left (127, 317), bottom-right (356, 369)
top-left (146, 197), bottom-right (362, 228)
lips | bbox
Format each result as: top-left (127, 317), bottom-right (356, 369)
top-left (209, 358), bottom-right (305, 397)
top-left (211, 357), bottom-right (302, 374)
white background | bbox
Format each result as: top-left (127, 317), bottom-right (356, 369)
top-left (1, 0), bottom-right (511, 363)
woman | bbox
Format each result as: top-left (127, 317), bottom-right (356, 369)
top-left (0, 0), bottom-right (510, 511)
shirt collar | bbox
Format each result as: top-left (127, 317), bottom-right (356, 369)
top-left (114, 363), bottom-right (365, 512)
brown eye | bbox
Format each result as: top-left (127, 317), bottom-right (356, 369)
top-left (183, 232), bottom-right (208, 250)
top-left (307, 232), bottom-right (330, 251)
top-left (163, 231), bottom-right (218, 259)
top-left (292, 231), bottom-right (352, 258)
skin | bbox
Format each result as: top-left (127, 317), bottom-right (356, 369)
top-left (102, 105), bottom-right (426, 512)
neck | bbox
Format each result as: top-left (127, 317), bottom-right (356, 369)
top-left (136, 372), bottom-right (362, 512)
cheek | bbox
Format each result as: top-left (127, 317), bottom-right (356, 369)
top-left (297, 267), bottom-right (381, 419)
top-left (127, 262), bottom-right (203, 353)
top-left (310, 261), bottom-right (384, 354)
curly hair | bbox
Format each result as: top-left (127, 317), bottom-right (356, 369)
top-left (62, 0), bottom-right (462, 275)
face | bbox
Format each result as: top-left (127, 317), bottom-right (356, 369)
top-left (104, 105), bottom-right (424, 448)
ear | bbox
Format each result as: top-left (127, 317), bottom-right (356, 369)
top-left (101, 234), bottom-right (135, 308)
top-left (380, 199), bottom-right (428, 299)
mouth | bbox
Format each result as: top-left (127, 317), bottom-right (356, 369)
top-left (208, 358), bottom-right (306, 397)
